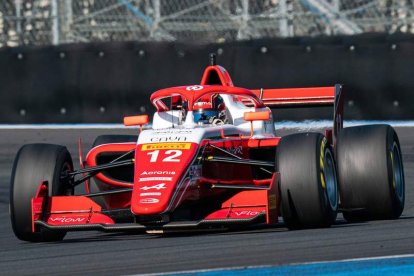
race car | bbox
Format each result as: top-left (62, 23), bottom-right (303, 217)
top-left (10, 54), bottom-right (405, 242)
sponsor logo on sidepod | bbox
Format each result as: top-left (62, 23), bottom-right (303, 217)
top-left (226, 145), bottom-right (243, 155)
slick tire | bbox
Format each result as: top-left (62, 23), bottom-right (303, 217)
top-left (277, 133), bottom-right (338, 229)
top-left (10, 144), bottom-right (73, 242)
top-left (90, 135), bottom-right (138, 207)
top-left (336, 125), bottom-right (404, 222)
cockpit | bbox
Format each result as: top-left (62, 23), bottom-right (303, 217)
top-left (150, 85), bottom-right (268, 130)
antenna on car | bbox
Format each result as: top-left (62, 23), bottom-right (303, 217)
top-left (209, 53), bottom-right (216, 66)
top-left (170, 96), bottom-right (174, 128)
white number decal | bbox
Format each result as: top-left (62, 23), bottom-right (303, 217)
top-left (147, 150), bottom-right (182, 163)
top-left (147, 150), bottom-right (159, 163)
top-left (163, 150), bottom-right (182, 162)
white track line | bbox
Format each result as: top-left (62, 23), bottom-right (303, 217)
top-left (0, 124), bottom-right (125, 129)
top-left (279, 253), bottom-right (414, 266)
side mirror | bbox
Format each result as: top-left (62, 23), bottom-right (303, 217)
top-left (243, 111), bottom-right (270, 137)
top-left (123, 115), bottom-right (149, 132)
top-left (243, 111), bottom-right (270, 122)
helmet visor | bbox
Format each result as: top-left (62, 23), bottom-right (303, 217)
top-left (193, 109), bottom-right (219, 123)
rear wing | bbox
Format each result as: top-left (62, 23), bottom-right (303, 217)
top-left (251, 86), bottom-right (339, 108)
top-left (252, 84), bottom-right (344, 146)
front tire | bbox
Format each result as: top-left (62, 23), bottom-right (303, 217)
top-left (336, 125), bottom-right (404, 221)
top-left (277, 133), bottom-right (338, 229)
top-left (10, 144), bottom-right (73, 242)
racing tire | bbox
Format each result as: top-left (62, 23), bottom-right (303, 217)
top-left (277, 133), bottom-right (338, 229)
top-left (10, 144), bottom-right (73, 242)
top-left (336, 125), bottom-right (404, 222)
top-left (90, 135), bottom-right (138, 207)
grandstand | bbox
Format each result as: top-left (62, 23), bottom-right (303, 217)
top-left (1, 0), bottom-right (413, 48)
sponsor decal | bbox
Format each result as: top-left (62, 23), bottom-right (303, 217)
top-left (140, 192), bottom-right (162, 196)
top-left (226, 145), bottom-right (243, 155)
top-left (140, 183), bottom-right (167, 190)
top-left (141, 171), bottom-right (175, 175)
top-left (194, 101), bottom-right (210, 108)
top-left (234, 211), bottom-right (260, 216)
top-left (189, 164), bottom-right (202, 178)
top-left (140, 198), bottom-right (160, 204)
top-left (139, 177), bottom-right (172, 182)
top-left (186, 85), bottom-right (203, 91)
top-left (153, 130), bottom-right (193, 134)
top-left (141, 143), bottom-right (191, 151)
top-left (49, 217), bottom-right (86, 223)
top-left (150, 136), bottom-right (187, 142)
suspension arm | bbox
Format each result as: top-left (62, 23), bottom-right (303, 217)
top-left (67, 159), bottom-right (134, 177)
top-left (205, 156), bottom-right (274, 167)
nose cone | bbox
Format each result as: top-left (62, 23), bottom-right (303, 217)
top-left (131, 142), bottom-right (198, 215)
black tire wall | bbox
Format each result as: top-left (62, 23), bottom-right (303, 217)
top-left (10, 144), bottom-right (73, 242)
top-left (277, 132), bottom-right (338, 229)
top-left (336, 125), bottom-right (405, 221)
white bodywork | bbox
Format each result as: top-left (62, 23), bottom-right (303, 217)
top-left (150, 94), bottom-right (275, 138)
top-left (139, 125), bottom-right (249, 145)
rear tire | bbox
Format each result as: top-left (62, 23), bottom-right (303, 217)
top-left (277, 133), bottom-right (338, 229)
top-left (336, 125), bottom-right (404, 222)
top-left (90, 135), bottom-right (138, 207)
top-left (10, 144), bottom-right (73, 242)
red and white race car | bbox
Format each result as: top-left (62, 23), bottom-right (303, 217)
top-left (10, 55), bottom-right (405, 242)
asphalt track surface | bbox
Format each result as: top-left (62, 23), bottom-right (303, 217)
top-left (0, 127), bottom-right (413, 275)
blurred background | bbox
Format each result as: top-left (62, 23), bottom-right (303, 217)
top-left (0, 0), bottom-right (413, 123)
top-left (1, 0), bottom-right (413, 46)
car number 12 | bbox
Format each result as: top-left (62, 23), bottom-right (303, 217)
top-left (147, 150), bottom-right (182, 163)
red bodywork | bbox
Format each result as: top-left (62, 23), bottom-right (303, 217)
top-left (31, 63), bottom-right (343, 234)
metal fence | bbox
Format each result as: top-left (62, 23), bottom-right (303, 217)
top-left (1, 0), bottom-right (414, 48)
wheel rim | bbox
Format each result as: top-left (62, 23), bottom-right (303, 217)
top-left (391, 142), bottom-right (404, 202)
top-left (324, 149), bottom-right (338, 210)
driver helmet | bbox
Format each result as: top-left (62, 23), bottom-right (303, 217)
top-left (193, 95), bottom-right (226, 124)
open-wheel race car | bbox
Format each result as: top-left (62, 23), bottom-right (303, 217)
top-left (10, 54), bottom-right (405, 242)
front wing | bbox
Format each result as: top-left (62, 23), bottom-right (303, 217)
top-left (31, 174), bottom-right (280, 234)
